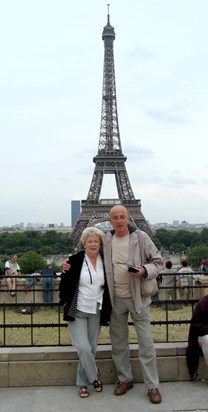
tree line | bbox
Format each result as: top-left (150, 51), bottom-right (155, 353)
top-left (0, 230), bottom-right (73, 256)
top-left (0, 230), bottom-right (73, 274)
top-left (152, 228), bottom-right (208, 268)
top-left (0, 228), bottom-right (208, 272)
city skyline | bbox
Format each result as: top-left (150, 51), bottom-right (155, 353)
top-left (1, 217), bottom-right (207, 232)
top-left (1, 1), bottom-right (208, 227)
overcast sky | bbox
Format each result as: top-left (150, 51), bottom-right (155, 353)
top-left (1, 0), bottom-right (208, 227)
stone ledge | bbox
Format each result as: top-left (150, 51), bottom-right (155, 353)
top-left (0, 343), bottom-right (207, 387)
top-left (0, 342), bottom-right (185, 361)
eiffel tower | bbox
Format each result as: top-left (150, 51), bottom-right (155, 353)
top-left (70, 8), bottom-right (152, 248)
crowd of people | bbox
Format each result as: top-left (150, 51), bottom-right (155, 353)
top-left (0, 255), bottom-right (57, 304)
top-left (153, 257), bottom-right (207, 303)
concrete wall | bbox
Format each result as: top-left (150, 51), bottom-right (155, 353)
top-left (0, 343), bottom-right (207, 387)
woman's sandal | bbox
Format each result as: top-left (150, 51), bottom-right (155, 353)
top-left (93, 370), bottom-right (103, 393)
top-left (79, 386), bottom-right (89, 398)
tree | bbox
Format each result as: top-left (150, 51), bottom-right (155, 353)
top-left (199, 228), bottom-right (208, 245)
top-left (186, 245), bottom-right (208, 269)
top-left (169, 242), bottom-right (186, 254)
top-left (40, 246), bottom-right (54, 255)
top-left (18, 251), bottom-right (45, 274)
top-left (0, 230), bottom-right (73, 255)
top-left (152, 236), bottom-right (161, 250)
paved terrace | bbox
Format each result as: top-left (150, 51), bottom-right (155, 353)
top-left (1, 381), bottom-right (208, 412)
top-left (0, 344), bottom-right (208, 412)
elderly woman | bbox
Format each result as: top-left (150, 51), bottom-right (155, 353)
top-left (59, 227), bottom-right (111, 398)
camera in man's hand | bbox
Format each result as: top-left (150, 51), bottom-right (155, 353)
top-left (128, 264), bottom-right (140, 273)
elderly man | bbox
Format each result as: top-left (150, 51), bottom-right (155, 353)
top-left (102, 205), bottom-right (163, 403)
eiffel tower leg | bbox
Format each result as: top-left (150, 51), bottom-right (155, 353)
top-left (70, 202), bottom-right (112, 248)
top-left (87, 169), bottom-right (104, 201)
top-left (115, 169), bottom-right (134, 200)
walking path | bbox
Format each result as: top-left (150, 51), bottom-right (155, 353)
top-left (0, 381), bottom-right (207, 412)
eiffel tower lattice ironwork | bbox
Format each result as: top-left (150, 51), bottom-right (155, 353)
top-left (70, 10), bottom-right (152, 248)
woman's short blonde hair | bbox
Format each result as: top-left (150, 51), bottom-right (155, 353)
top-left (80, 226), bottom-right (103, 246)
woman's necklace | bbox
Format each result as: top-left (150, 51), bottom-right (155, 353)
top-left (85, 258), bottom-right (93, 284)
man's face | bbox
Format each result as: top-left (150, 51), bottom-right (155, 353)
top-left (109, 206), bottom-right (129, 237)
top-left (11, 256), bottom-right (17, 263)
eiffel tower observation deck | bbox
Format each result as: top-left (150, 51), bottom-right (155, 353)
top-left (70, 8), bottom-right (153, 249)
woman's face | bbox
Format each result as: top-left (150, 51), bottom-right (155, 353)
top-left (84, 234), bottom-right (101, 256)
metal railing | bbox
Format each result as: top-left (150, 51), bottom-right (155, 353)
top-left (0, 272), bottom-right (207, 347)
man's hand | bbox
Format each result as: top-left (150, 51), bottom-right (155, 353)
top-left (129, 265), bottom-right (147, 278)
top-left (62, 261), bottom-right (71, 272)
top-left (5, 268), bottom-right (12, 276)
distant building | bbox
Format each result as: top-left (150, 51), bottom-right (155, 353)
top-left (173, 220), bottom-right (180, 227)
top-left (71, 200), bottom-right (81, 227)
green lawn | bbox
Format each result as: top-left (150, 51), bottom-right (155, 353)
top-left (0, 304), bottom-right (192, 346)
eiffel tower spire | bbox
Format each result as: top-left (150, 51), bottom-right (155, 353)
top-left (70, 9), bottom-right (152, 248)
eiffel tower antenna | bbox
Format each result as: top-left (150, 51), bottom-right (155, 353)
top-left (107, 3), bottom-right (110, 21)
top-left (70, 9), bottom-right (153, 248)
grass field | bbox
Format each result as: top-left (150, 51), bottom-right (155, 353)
top-left (0, 304), bottom-right (193, 347)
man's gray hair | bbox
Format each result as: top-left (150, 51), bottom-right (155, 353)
top-left (80, 226), bottom-right (103, 246)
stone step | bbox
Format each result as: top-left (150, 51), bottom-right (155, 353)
top-left (0, 343), bottom-right (207, 387)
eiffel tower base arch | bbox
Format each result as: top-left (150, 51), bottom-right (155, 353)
top-left (70, 199), bottom-right (153, 250)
